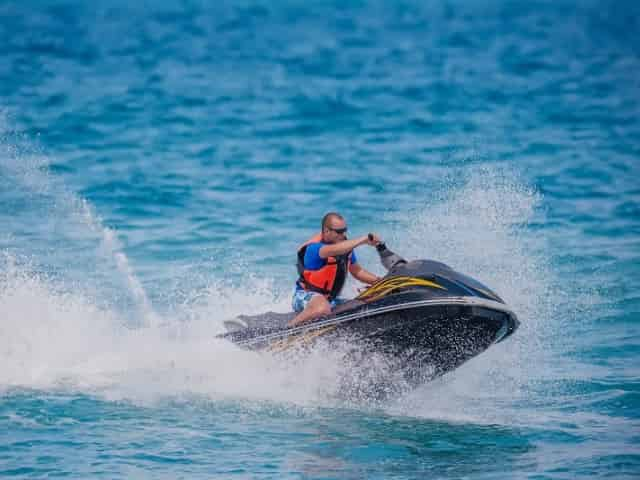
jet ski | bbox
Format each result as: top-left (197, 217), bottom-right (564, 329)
top-left (218, 241), bottom-right (518, 395)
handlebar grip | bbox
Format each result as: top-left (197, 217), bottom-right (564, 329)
top-left (368, 233), bottom-right (374, 241)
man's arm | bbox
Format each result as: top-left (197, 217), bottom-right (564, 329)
top-left (319, 235), bottom-right (369, 258)
top-left (349, 263), bottom-right (381, 285)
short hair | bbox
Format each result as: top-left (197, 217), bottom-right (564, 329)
top-left (322, 212), bottom-right (344, 230)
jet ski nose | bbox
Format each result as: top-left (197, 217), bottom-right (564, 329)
top-left (495, 313), bottom-right (519, 343)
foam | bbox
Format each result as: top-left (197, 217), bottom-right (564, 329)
top-left (0, 255), bottom-right (350, 406)
top-left (0, 113), bottom-right (155, 324)
top-left (1, 151), bottom-right (570, 424)
top-left (383, 166), bottom-right (570, 425)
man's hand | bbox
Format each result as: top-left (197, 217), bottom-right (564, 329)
top-left (366, 233), bottom-right (382, 246)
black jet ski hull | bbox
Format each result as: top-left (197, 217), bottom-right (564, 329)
top-left (219, 297), bottom-right (518, 392)
top-left (219, 253), bottom-right (519, 397)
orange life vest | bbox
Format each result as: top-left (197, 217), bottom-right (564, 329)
top-left (296, 233), bottom-right (352, 300)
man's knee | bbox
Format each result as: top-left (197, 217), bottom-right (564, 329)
top-left (307, 296), bottom-right (331, 316)
top-left (314, 303), bottom-right (332, 317)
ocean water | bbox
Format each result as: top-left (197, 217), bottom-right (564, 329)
top-left (1, 0), bottom-right (639, 478)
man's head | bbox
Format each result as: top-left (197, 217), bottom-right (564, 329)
top-left (321, 212), bottom-right (348, 243)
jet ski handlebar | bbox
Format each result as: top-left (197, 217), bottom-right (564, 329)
top-left (368, 233), bottom-right (407, 271)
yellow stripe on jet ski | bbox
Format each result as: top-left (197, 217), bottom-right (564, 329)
top-left (268, 325), bottom-right (337, 353)
top-left (357, 276), bottom-right (446, 302)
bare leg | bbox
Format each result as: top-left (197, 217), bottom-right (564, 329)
top-left (288, 294), bottom-right (332, 327)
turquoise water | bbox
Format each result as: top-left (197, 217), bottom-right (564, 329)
top-left (1, 0), bottom-right (639, 478)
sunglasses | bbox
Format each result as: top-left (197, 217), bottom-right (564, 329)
top-left (328, 226), bottom-right (348, 234)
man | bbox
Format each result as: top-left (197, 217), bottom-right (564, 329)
top-left (289, 212), bottom-right (382, 327)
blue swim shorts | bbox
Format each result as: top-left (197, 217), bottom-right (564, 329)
top-left (291, 289), bottom-right (345, 313)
